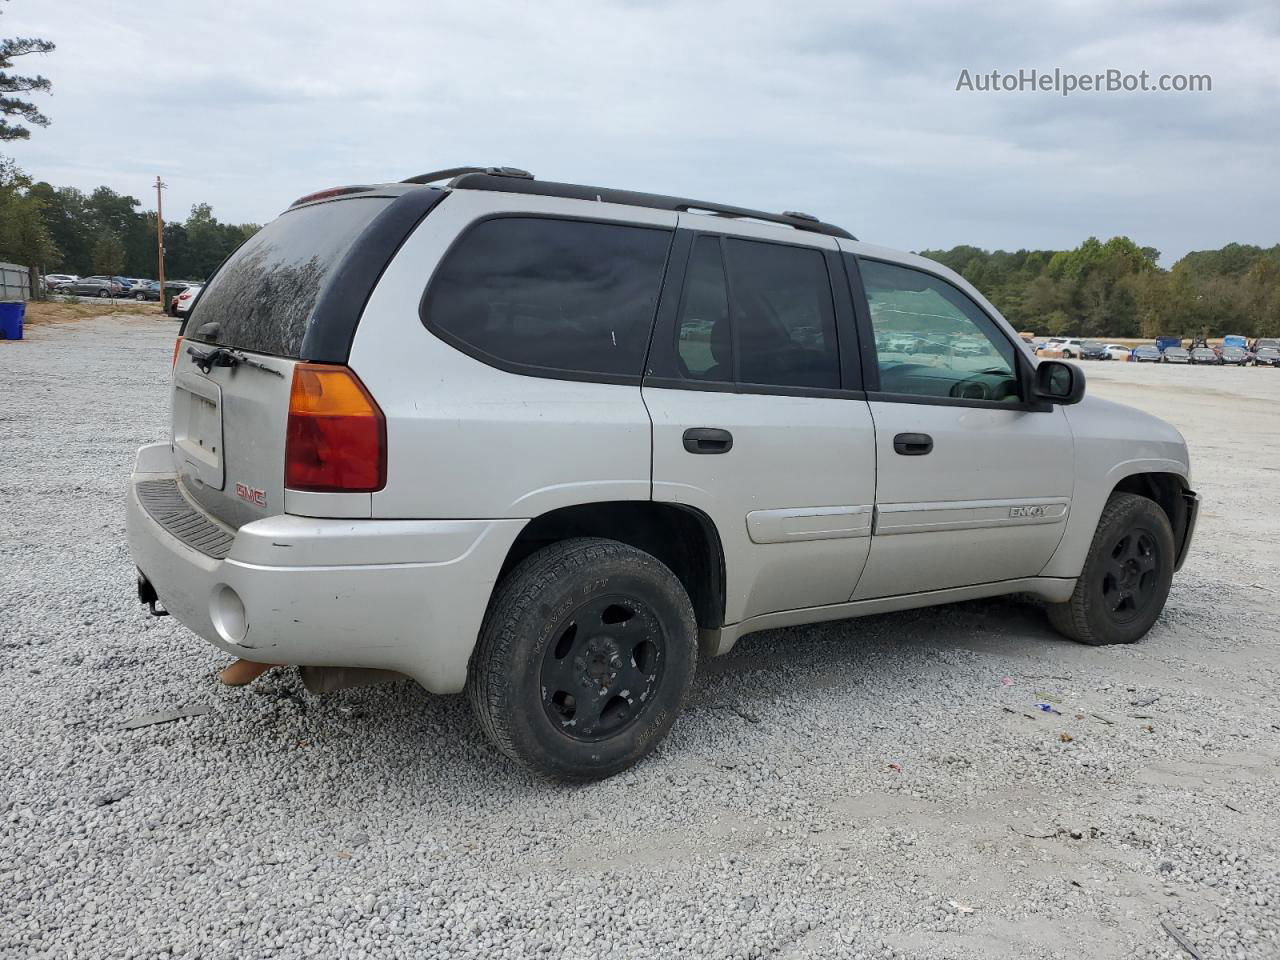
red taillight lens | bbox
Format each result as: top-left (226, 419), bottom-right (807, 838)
top-left (285, 364), bottom-right (386, 492)
top-left (172, 337), bottom-right (182, 368)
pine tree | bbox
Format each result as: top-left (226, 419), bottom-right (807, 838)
top-left (0, 0), bottom-right (56, 141)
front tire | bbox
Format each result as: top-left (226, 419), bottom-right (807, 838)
top-left (1047, 493), bottom-right (1175, 645)
top-left (467, 538), bottom-right (697, 781)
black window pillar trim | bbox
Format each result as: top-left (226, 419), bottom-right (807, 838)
top-left (826, 249), bottom-right (862, 392)
top-left (300, 188), bottom-right (449, 363)
top-left (842, 253), bottom-right (882, 393)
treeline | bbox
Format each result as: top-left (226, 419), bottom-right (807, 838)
top-left (0, 156), bottom-right (259, 283)
top-left (920, 236), bottom-right (1280, 338)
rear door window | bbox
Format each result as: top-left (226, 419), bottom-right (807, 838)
top-left (422, 216), bottom-right (673, 379)
top-left (724, 238), bottom-right (840, 389)
top-left (191, 197), bottom-right (392, 357)
top-left (672, 235), bottom-right (841, 390)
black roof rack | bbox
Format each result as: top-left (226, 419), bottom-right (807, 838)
top-left (401, 168), bottom-right (854, 240)
top-left (402, 166), bottom-right (533, 185)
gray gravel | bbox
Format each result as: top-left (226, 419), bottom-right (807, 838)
top-left (2, 316), bottom-right (1278, 960)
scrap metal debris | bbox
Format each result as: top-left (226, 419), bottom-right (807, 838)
top-left (1161, 919), bottom-right (1205, 960)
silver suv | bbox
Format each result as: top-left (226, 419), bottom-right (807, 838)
top-left (126, 167), bottom-right (1199, 780)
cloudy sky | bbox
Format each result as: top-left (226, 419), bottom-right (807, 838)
top-left (6, 0), bottom-right (1280, 263)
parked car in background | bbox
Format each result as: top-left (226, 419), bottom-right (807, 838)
top-left (1250, 337), bottom-right (1280, 354)
top-left (1079, 341), bottom-right (1109, 360)
top-left (1037, 337), bottom-right (1085, 359)
top-left (42, 273), bottom-right (78, 290)
top-left (1018, 331), bottom-right (1036, 346)
top-left (1162, 347), bottom-right (1191, 364)
top-left (1253, 346), bottom-right (1280, 367)
top-left (1221, 335), bottom-right (1248, 350)
top-left (172, 284), bottom-right (203, 318)
top-left (1103, 343), bottom-right (1132, 361)
top-left (1189, 347), bottom-right (1220, 365)
top-left (132, 281), bottom-right (164, 301)
top-left (59, 275), bottom-right (124, 298)
top-left (1220, 346), bottom-right (1251, 366)
top-left (1132, 345), bottom-right (1162, 363)
top-left (1155, 335), bottom-right (1182, 353)
top-left (163, 281), bottom-right (198, 315)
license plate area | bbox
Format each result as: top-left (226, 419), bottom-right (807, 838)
top-left (172, 371), bottom-right (225, 491)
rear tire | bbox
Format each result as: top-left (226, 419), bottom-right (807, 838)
top-left (467, 538), bottom-right (698, 781)
top-left (97, 289), bottom-right (109, 298)
top-left (1047, 493), bottom-right (1175, 645)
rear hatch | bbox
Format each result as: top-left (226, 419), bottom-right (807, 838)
top-left (171, 195), bottom-right (395, 528)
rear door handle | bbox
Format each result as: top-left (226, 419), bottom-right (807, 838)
top-left (893, 432), bottom-right (933, 456)
top-left (683, 427), bottom-right (733, 455)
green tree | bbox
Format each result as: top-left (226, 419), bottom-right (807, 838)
top-left (0, 0), bottom-right (55, 140)
top-left (0, 156), bottom-right (57, 285)
top-left (91, 231), bottom-right (125, 276)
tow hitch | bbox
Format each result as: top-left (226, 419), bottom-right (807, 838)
top-left (136, 570), bottom-right (169, 617)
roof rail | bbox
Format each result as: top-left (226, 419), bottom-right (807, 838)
top-left (435, 170), bottom-right (854, 240)
top-left (401, 166), bottom-right (533, 185)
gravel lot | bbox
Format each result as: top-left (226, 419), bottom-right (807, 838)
top-left (2, 317), bottom-right (1278, 960)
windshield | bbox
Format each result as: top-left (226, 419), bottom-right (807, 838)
top-left (188, 196), bottom-right (392, 357)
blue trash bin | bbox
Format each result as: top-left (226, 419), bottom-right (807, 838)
top-left (0, 301), bottom-right (25, 340)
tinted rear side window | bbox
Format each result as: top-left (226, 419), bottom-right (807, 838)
top-left (422, 217), bottom-right (672, 379)
top-left (724, 238), bottom-right (840, 389)
top-left (192, 197), bottom-right (391, 357)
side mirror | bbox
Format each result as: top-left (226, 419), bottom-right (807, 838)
top-left (1032, 359), bottom-right (1085, 405)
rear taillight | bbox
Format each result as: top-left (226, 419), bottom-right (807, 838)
top-left (172, 337), bottom-right (182, 368)
top-left (285, 364), bottom-right (386, 493)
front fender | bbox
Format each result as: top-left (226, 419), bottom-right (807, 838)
top-left (1040, 457), bottom-right (1190, 578)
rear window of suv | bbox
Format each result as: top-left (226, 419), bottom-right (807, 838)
top-left (421, 216), bottom-right (673, 380)
top-left (189, 197), bottom-right (392, 357)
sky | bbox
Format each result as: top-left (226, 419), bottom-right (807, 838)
top-left (5, 0), bottom-right (1280, 265)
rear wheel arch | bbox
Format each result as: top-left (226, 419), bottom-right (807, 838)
top-left (495, 501), bottom-right (726, 631)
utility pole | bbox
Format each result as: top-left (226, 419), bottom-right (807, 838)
top-left (155, 176), bottom-right (167, 314)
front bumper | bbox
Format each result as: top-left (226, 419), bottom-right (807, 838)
top-left (125, 443), bottom-right (524, 693)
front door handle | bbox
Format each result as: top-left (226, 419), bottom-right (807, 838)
top-left (683, 427), bottom-right (734, 455)
top-left (893, 432), bottom-right (933, 456)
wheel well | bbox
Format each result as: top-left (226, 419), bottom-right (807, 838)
top-left (497, 502), bottom-right (726, 630)
top-left (1111, 472), bottom-right (1189, 543)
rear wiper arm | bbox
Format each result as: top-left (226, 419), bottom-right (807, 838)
top-left (186, 345), bottom-right (284, 377)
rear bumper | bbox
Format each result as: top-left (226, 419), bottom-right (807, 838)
top-left (125, 443), bottom-right (524, 693)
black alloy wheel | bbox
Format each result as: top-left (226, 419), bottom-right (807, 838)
top-left (539, 595), bottom-right (665, 742)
